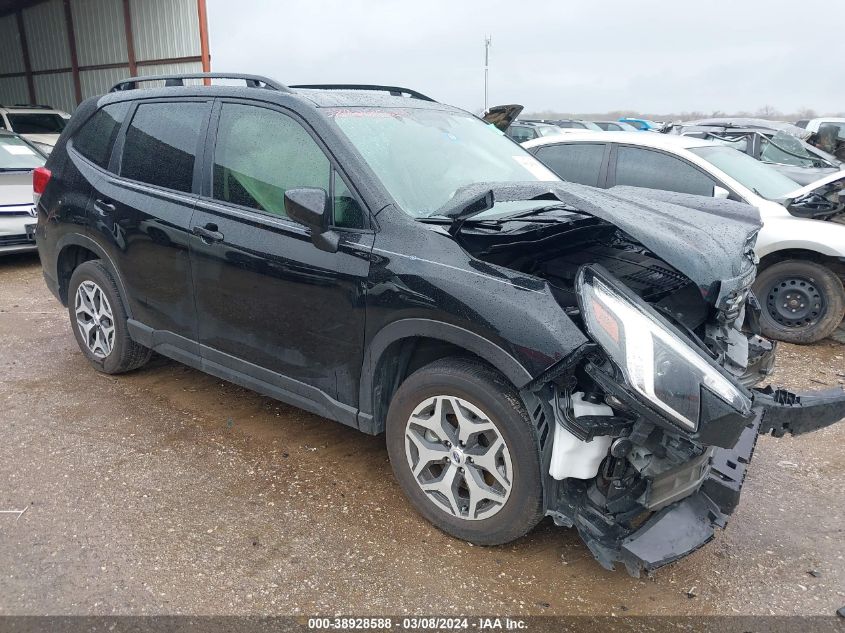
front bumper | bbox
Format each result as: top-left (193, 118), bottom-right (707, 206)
top-left (542, 379), bottom-right (845, 577)
top-left (613, 411), bottom-right (761, 575)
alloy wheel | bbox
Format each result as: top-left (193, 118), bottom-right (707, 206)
top-left (404, 395), bottom-right (513, 521)
top-left (74, 280), bottom-right (115, 358)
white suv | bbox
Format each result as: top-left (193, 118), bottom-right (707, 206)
top-left (523, 131), bottom-right (845, 344)
top-left (0, 104), bottom-right (70, 154)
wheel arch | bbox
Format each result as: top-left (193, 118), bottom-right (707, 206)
top-left (757, 248), bottom-right (845, 279)
top-left (55, 234), bottom-right (132, 317)
top-left (359, 319), bottom-right (534, 435)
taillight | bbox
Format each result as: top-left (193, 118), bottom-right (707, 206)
top-left (33, 166), bottom-right (51, 206)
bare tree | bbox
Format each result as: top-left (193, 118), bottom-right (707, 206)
top-left (754, 105), bottom-right (781, 119)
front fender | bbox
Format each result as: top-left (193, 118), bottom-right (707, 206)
top-left (756, 217), bottom-right (845, 259)
top-left (359, 318), bottom-right (534, 414)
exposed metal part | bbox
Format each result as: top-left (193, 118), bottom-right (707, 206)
top-left (404, 395), bottom-right (513, 521)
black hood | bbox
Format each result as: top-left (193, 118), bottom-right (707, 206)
top-left (439, 182), bottom-right (761, 306)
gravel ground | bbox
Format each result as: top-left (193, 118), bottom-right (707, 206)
top-left (1, 253), bottom-right (843, 616)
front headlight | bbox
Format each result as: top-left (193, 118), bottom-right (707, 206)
top-left (576, 265), bottom-right (751, 431)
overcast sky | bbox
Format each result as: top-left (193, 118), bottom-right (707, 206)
top-left (207, 0), bottom-right (844, 115)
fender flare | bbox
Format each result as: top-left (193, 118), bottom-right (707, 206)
top-left (54, 233), bottom-right (133, 318)
top-left (359, 318), bottom-right (534, 415)
top-left (756, 239), bottom-right (845, 261)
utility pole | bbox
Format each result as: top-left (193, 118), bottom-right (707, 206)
top-left (484, 35), bottom-right (492, 113)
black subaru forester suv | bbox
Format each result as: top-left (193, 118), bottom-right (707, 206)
top-left (34, 73), bottom-right (845, 576)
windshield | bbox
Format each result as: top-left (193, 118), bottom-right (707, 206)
top-left (690, 145), bottom-right (801, 199)
top-left (330, 108), bottom-right (559, 217)
top-left (8, 113), bottom-right (67, 134)
top-left (536, 125), bottom-right (563, 137)
top-left (0, 135), bottom-right (44, 170)
top-left (761, 131), bottom-right (831, 168)
top-left (581, 121), bottom-right (603, 131)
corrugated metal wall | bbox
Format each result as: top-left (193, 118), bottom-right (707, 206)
top-left (23, 0), bottom-right (71, 72)
top-left (72, 0), bottom-right (127, 66)
top-left (0, 15), bottom-right (25, 75)
top-left (0, 0), bottom-right (206, 113)
top-left (33, 71), bottom-right (76, 110)
top-left (0, 77), bottom-right (28, 106)
top-left (131, 0), bottom-right (200, 62)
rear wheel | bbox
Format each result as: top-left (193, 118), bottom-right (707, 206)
top-left (67, 260), bottom-right (151, 374)
top-left (753, 259), bottom-right (845, 344)
top-left (385, 357), bottom-right (543, 545)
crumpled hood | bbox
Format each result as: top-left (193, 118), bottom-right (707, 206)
top-left (443, 181), bottom-right (762, 305)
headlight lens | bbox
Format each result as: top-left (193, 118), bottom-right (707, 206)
top-left (576, 265), bottom-right (751, 431)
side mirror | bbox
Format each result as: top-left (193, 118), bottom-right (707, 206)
top-left (713, 185), bottom-right (730, 200)
top-left (284, 187), bottom-right (339, 253)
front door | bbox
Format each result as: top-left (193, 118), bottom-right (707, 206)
top-left (189, 101), bottom-right (373, 419)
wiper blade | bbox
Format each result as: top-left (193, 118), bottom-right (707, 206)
top-left (419, 204), bottom-right (572, 235)
top-left (499, 203), bottom-right (577, 221)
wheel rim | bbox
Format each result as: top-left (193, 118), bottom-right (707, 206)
top-left (765, 276), bottom-right (826, 329)
top-left (404, 395), bottom-right (513, 521)
top-left (74, 280), bottom-right (115, 359)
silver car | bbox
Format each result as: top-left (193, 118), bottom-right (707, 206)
top-left (0, 131), bottom-right (45, 255)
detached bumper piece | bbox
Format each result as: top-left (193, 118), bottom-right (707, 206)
top-left (573, 412), bottom-right (762, 577)
top-left (754, 386), bottom-right (845, 437)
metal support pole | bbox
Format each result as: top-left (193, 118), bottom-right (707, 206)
top-left (483, 35), bottom-right (491, 113)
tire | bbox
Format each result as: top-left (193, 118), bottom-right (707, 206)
top-left (67, 260), bottom-right (152, 374)
top-left (385, 357), bottom-right (543, 546)
top-left (753, 259), bottom-right (845, 344)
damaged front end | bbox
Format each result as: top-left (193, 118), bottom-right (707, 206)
top-left (527, 264), bottom-right (845, 577)
top-left (449, 182), bottom-right (845, 576)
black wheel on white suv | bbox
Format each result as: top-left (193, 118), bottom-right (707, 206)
top-left (67, 260), bottom-right (152, 374)
top-left (753, 259), bottom-right (845, 344)
top-left (385, 357), bottom-right (544, 546)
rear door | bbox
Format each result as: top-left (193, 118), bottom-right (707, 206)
top-left (90, 98), bottom-right (211, 349)
top-left (189, 99), bottom-right (374, 417)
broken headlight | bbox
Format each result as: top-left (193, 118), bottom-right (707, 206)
top-left (576, 265), bottom-right (751, 431)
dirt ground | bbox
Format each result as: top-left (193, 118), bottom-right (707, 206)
top-left (1, 252), bottom-right (843, 616)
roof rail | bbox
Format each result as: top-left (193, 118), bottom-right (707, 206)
top-left (290, 84), bottom-right (437, 102)
top-left (7, 103), bottom-right (54, 109)
top-left (110, 72), bottom-right (292, 93)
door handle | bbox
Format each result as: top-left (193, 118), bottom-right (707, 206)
top-left (93, 198), bottom-right (116, 215)
top-left (192, 223), bottom-right (224, 243)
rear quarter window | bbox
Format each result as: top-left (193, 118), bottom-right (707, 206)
top-left (120, 101), bottom-right (207, 193)
top-left (72, 102), bottom-right (130, 169)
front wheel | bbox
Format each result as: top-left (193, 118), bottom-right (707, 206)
top-left (753, 259), bottom-right (845, 344)
top-left (385, 357), bottom-right (544, 546)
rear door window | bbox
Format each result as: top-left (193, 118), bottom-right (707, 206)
top-left (534, 143), bottom-right (606, 187)
top-left (120, 101), bottom-right (208, 193)
top-left (211, 103), bottom-right (330, 218)
top-left (72, 102), bottom-right (130, 169)
top-left (614, 146), bottom-right (715, 196)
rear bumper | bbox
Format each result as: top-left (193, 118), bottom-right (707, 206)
top-left (43, 270), bottom-right (61, 302)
